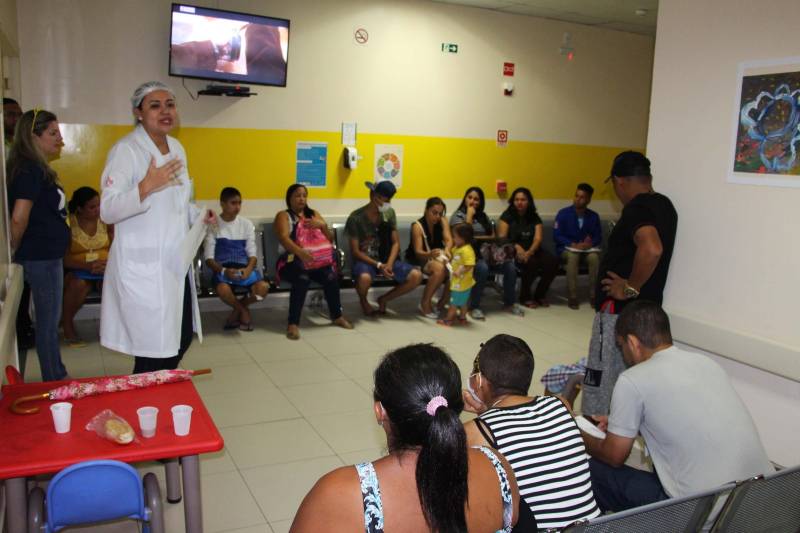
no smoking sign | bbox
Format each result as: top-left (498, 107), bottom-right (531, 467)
top-left (354, 28), bottom-right (369, 44)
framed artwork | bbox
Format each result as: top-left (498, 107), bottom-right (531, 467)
top-left (729, 56), bottom-right (800, 188)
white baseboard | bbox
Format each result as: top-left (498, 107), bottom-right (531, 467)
top-left (668, 310), bottom-right (800, 382)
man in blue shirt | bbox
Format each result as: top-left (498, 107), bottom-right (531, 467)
top-left (554, 183), bottom-right (602, 309)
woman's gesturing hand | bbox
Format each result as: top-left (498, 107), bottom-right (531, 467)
top-left (139, 156), bottom-right (183, 200)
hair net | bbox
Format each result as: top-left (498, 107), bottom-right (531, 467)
top-left (131, 81), bottom-right (175, 108)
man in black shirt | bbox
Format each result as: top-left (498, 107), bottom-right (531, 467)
top-left (596, 152), bottom-right (677, 309)
top-left (583, 151), bottom-right (678, 416)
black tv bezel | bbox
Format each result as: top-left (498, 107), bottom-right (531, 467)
top-left (168, 3), bottom-right (290, 88)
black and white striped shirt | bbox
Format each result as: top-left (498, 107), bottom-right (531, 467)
top-left (477, 396), bottom-right (600, 531)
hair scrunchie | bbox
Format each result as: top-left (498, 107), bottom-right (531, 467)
top-left (426, 396), bottom-right (448, 416)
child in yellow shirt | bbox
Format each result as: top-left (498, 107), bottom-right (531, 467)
top-left (438, 224), bottom-right (475, 326)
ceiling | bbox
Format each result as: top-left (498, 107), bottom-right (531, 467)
top-left (430, 0), bottom-right (658, 36)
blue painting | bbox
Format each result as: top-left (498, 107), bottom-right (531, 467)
top-left (734, 70), bottom-right (800, 176)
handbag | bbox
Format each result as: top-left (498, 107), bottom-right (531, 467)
top-left (480, 242), bottom-right (516, 266)
top-left (581, 300), bottom-right (626, 416)
top-left (294, 219), bottom-right (336, 270)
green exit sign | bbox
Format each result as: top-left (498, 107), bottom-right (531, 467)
top-left (441, 43), bottom-right (458, 53)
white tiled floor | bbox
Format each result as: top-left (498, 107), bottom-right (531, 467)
top-left (21, 284), bottom-right (595, 532)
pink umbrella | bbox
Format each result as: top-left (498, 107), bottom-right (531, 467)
top-left (10, 368), bottom-right (212, 414)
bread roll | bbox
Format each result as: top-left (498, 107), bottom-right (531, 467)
top-left (104, 418), bottom-right (134, 444)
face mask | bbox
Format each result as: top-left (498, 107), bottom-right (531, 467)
top-left (378, 202), bottom-right (391, 213)
top-left (466, 373), bottom-right (483, 404)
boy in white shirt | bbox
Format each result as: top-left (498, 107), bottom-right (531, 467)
top-left (205, 187), bottom-right (268, 331)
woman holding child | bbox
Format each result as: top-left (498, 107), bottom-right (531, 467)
top-left (275, 184), bottom-right (352, 340)
top-left (100, 81), bottom-right (215, 373)
top-left (451, 186), bottom-right (523, 318)
top-left (405, 197), bottom-right (452, 319)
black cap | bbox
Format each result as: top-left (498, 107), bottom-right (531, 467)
top-left (365, 180), bottom-right (397, 200)
top-left (605, 151), bottom-right (652, 182)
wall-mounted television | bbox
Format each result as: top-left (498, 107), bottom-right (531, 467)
top-left (169, 3), bottom-right (290, 87)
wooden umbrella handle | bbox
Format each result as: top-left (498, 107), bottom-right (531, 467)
top-left (10, 393), bottom-right (50, 415)
top-left (192, 368), bottom-right (212, 376)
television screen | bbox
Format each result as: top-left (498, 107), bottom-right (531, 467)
top-left (169, 4), bottom-right (289, 87)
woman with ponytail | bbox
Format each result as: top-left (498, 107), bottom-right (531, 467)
top-left (291, 344), bottom-right (536, 533)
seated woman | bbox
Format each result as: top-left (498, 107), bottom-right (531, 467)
top-left (62, 187), bottom-right (113, 347)
top-left (275, 184), bottom-right (352, 340)
top-left (404, 197), bottom-right (452, 319)
top-left (450, 186), bottom-right (523, 318)
top-left (497, 187), bottom-right (559, 308)
top-left (463, 334), bottom-right (601, 530)
top-left (292, 343), bottom-right (536, 533)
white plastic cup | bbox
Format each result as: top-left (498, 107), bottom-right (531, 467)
top-left (50, 402), bottom-right (73, 433)
top-left (137, 406), bottom-right (159, 438)
top-left (171, 405), bottom-right (193, 436)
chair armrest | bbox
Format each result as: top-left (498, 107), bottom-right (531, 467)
top-left (143, 472), bottom-right (166, 533)
top-left (27, 486), bottom-right (46, 533)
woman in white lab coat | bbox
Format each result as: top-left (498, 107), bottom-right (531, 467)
top-left (99, 81), bottom-right (212, 373)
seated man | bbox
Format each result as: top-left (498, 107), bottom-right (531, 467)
top-left (553, 183), bottom-right (602, 309)
top-left (581, 300), bottom-right (773, 512)
top-left (204, 187), bottom-right (269, 331)
top-left (345, 181), bottom-right (422, 316)
top-left (462, 334), bottom-right (601, 530)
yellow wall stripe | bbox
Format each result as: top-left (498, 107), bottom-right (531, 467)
top-left (54, 124), bottom-right (638, 202)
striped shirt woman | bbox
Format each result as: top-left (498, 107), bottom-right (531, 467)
top-left (476, 395), bottom-right (601, 530)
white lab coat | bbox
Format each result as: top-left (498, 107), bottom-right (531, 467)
top-left (99, 125), bottom-right (203, 358)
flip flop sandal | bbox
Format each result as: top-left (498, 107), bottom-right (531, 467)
top-left (457, 317), bottom-right (468, 325)
top-left (238, 322), bottom-right (254, 332)
top-left (223, 321), bottom-right (241, 330)
top-left (65, 338), bottom-right (87, 348)
top-left (419, 305), bottom-right (439, 320)
top-left (436, 319), bottom-right (454, 327)
top-left (523, 301), bottom-right (539, 309)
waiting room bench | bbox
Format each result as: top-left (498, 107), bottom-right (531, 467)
top-left (88, 215), bottom-right (616, 303)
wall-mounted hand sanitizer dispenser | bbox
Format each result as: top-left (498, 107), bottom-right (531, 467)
top-left (344, 146), bottom-right (358, 169)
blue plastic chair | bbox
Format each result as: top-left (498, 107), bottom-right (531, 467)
top-left (27, 459), bottom-right (164, 532)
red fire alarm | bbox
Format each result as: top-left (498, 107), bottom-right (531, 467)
top-left (497, 130), bottom-right (508, 147)
top-left (496, 180), bottom-right (507, 194)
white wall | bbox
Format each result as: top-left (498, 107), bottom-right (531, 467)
top-left (17, 0), bottom-right (653, 145)
top-left (649, 0), bottom-right (800, 375)
top-left (650, 0), bottom-right (800, 465)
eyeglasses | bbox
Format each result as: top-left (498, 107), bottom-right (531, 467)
top-left (31, 108), bottom-right (41, 134)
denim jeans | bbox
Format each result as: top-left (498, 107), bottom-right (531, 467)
top-left (280, 261), bottom-right (343, 325)
top-left (19, 258), bottom-right (67, 381)
top-left (469, 259), bottom-right (517, 309)
top-left (589, 458), bottom-right (669, 512)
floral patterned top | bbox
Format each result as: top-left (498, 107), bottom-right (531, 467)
top-left (355, 446), bottom-right (513, 533)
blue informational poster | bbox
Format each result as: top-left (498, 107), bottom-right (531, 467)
top-left (296, 142), bottom-right (328, 187)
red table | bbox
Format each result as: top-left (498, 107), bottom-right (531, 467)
top-left (0, 377), bottom-right (224, 533)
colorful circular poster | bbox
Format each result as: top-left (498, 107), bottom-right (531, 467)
top-left (376, 153), bottom-right (401, 179)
